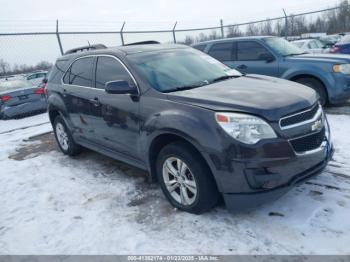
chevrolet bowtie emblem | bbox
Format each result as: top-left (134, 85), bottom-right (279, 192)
top-left (311, 119), bottom-right (323, 132)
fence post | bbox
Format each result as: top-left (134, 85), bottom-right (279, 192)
top-left (172, 22), bottom-right (177, 43)
top-left (283, 9), bottom-right (288, 39)
top-left (120, 22), bottom-right (126, 45)
top-left (220, 19), bottom-right (224, 38)
top-left (56, 20), bottom-right (64, 55)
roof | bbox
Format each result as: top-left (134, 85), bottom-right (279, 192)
top-left (61, 43), bottom-right (189, 60)
top-left (111, 43), bottom-right (188, 55)
top-left (191, 36), bottom-right (274, 46)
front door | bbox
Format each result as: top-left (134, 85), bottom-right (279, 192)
top-left (92, 55), bottom-right (141, 159)
top-left (233, 41), bottom-right (279, 77)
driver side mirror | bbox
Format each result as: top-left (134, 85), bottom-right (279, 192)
top-left (105, 80), bottom-right (137, 95)
top-left (259, 53), bottom-right (275, 63)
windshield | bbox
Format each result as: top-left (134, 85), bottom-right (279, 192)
top-left (293, 41), bottom-right (305, 48)
top-left (264, 37), bottom-right (306, 56)
top-left (0, 79), bottom-right (33, 91)
top-left (129, 49), bottom-right (242, 92)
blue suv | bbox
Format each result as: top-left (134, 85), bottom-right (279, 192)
top-left (193, 36), bottom-right (350, 105)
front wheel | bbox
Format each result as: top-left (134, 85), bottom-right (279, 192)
top-left (294, 77), bottom-right (328, 106)
top-left (53, 115), bottom-right (81, 156)
top-left (156, 142), bottom-right (219, 214)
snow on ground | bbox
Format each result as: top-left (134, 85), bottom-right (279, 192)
top-left (0, 112), bottom-right (350, 255)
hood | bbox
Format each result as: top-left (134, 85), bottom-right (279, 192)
top-left (286, 53), bottom-right (350, 64)
top-left (166, 75), bottom-right (318, 122)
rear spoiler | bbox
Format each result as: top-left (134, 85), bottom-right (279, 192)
top-left (64, 44), bottom-right (107, 55)
top-left (123, 41), bottom-right (160, 46)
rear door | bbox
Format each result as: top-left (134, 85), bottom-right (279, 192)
top-left (234, 41), bottom-right (279, 76)
top-left (207, 41), bottom-right (235, 67)
top-left (62, 56), bottom-right (98, 141)
top-left (92, 55), bottom-right (141, 159)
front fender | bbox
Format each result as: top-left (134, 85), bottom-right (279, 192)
top-left (281, 67), bottom-right (333, 91)
top-left (141, 109), bottom-right (212, 157)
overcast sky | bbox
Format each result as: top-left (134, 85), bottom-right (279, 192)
top-left (0, 0), bottom-right (342, 31)
top-left (0, 0), bottom-right (343, 66)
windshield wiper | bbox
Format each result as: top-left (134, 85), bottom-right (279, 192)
top-left (163, 81), bottom-right (209, 93)
top-left (210, 75), bottom-right (239, 83)
top-left (284, 52), bottom-right (308, 57)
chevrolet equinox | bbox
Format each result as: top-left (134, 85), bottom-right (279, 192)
top-left (47, 43), bottom-right (333, 214)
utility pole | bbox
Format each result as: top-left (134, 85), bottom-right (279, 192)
top-left (56, 20), bottom-right (64, 55)
top-left (283, 9), bottom-right (288, 39)
top-left (220, 19), bottom-right (224, 38)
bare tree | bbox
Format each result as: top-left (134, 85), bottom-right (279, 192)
top-left (226, 25), bottom-right (243, 37)
top-left (0, 59), bottom-right (10, 75)
top-left (246, 23), bottom-right (259, 36)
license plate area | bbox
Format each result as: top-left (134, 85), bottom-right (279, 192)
top-left (18, 95), bottom-right (29, 100)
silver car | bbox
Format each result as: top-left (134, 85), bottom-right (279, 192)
top-left (292, 39), bottom-right (330, 54)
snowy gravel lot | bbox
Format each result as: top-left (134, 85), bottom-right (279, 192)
top-left (1, 106), bottom-right (350, 255)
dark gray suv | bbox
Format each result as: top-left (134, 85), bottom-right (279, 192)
top-left (47, 43), bottom-right (333, 214)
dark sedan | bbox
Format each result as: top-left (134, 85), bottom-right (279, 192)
top-left (0, 79), bottom-right (47, 119)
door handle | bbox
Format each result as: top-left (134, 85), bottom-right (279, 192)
top-left (237, 64), bottom-right (248, 70)
top-left (89, 97), bottom-right (101, 106)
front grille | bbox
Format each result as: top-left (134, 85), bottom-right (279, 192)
top-left (280, 104), bottom-right (319, 128)
top-left (289, 128), bottom-right (325, 153)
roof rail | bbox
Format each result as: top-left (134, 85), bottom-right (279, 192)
top-left (64, 44), bottom-right (107, 55)
top-left (123, 41), bottom-right (160, 46)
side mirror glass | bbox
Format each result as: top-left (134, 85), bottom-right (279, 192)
top-left (105, 80), bottom-right (137, 95)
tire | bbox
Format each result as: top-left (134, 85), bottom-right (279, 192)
top-left (294, 77), bottom-right (328, 106)
top-left (53, 115), bottom-right (81, 156)
top-left (156, 141), bottom-right (220, 214)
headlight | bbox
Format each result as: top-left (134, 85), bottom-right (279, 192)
top-left (215, 112), bottom-right (277, 144)
top-left (333, 64), bottom-right (350, 75)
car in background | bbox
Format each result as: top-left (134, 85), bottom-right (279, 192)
top-left (192, 36), bottom-right (350, 105)
top-left (320, 34), bottom-right (343, 48)
top-left (25, 71), bottom-right (47, 86)
top-left (291, 39), bottom-right (329, 54)
top-left (330, 34), bottom-right (350, 54)
top-left (0, 79), bottom-right (47, 119)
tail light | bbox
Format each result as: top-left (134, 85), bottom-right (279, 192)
top-left (0, 95), bottom-right (11, 103)
top-left (34, 88), bottom-right (46, 95)
top-left (330, 45), bottom-right (340, 53)
top-left (39, 80), bottom-right (47, 89)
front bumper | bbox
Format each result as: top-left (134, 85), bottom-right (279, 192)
top-left (328, 73), bottom-right (350, 104)
top-left (202, 113), bottom-right (333, 212)
top-left (223, 140), bottom-right (333, 211)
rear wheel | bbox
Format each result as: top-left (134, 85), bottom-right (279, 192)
top-left (294, 77), bottom-right (328, 106)
top-left (156, 141), bottom-right (219, 214)
top-left (53, 115), bottom-right (81, 156)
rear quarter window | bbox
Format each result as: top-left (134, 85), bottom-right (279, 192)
top-left (192, 44), bottom-right (206, 52)
top-left (63, 57), bottom-right (94, 87)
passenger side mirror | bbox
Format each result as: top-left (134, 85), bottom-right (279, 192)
top-left (105, 80), bottom-right (137, 95)
top-left (259, 53), bottom-right (275, 63)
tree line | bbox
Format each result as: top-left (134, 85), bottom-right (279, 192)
top-left (0, 59), bottom-right (52, 77)
top-left (183, 0), bottom-right (350, 45)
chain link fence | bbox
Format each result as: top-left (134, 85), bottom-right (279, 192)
top-left (1, 2), bottom-right (350, 76)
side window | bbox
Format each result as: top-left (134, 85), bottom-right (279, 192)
top-left (95, 56), bottom-right (133, 89)
top-left (308, 41), bottom-right (315, 49)
top-left (208, 42), bottom-right (233, 62)
top-left (193, 44), bottom-right (206, 52)
top-left (237, 41), bottom-right (271, 61)
top-left (27, 74), bottom-right (36, 80)
top-left (64, 57), bottom-right (94, 87)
